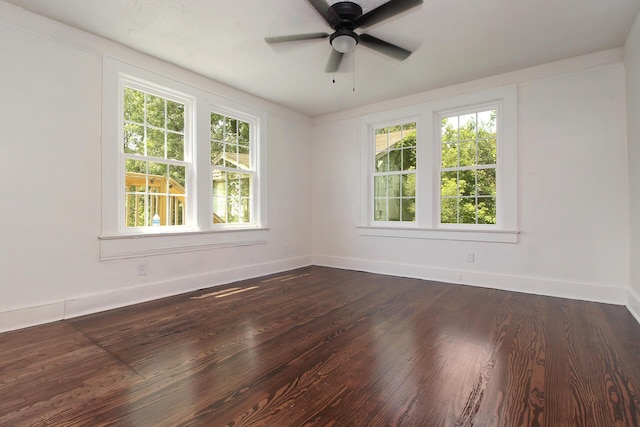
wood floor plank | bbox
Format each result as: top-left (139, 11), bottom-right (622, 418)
top-left (1, 266), bottom-right (639, 426)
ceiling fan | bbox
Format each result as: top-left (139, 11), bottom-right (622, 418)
top-left (265, 0), bottom-right (423, 73)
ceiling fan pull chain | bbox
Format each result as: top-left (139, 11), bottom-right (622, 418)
top-left (352, 50), bottom-right (356, 92)
top-left (332, 73), bottom-right (336, 84)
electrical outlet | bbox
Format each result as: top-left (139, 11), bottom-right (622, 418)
top-left (466, 252), bottom-right (475, 263)
top-left (137, 262), bottom-right (148, 276)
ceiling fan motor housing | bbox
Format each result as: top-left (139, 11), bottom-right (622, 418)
top-left (329, 2), bottom-right (362, 50)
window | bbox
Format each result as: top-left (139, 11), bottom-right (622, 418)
top-left (439, 108), bottom-right (497, 225)
top-left (211, 113), bottom-right (255, 225)
top-left (373, 122), bottom-right (417, 222)
top-left (123, 85), bottom-right (190, 228)
top-left (359, 86), bottom-right (517, 243)
top-left (100, 58), bottom-right (267, 259)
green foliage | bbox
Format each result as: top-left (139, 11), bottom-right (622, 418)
top-left (440, 110), bottom-right (497, 224)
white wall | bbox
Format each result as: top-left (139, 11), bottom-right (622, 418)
top-left (311, 56), bottom-right (630, 304)
top-left (0, 4), bottom-right (312, 332)
top-left (625, 11), bottom-right (640, 320)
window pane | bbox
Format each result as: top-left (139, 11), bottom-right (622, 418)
top-left (212, 170), bottom-right (227, 197)
top-left (225, 118), bottom-right (238, 144)
top-left (402, 173), bottom-right (415, 197)
top-left (238, 145), bottom-right (250, 170)
top-left (168, 195), bottom-right (185, 225)
top-left (167, 132), bottom-right (184, 161)
top-left (148, 195), bottom-right (167, 226)
top-left (375, 152), bottom-right (388, 172)
top-left (459, 141), bottom-right (476, 167)
top-left (211, 141), bottom-right (224, 166)
top-left (146, 94), bottom-right (165, 128)
top-left (459, 198), bottom-right (477, 224)
top-left (459, 113), bottom-right (476, 141)
top-left (224, 144), bottom-right (238, 169)
top-left (477, 110), bottom-right (496, 136)
top-left (478, 197), bottom-right (496, 224)
top-left (441, 140), bottom-right (457, 168)
top-left (388, 174), bottom-right (401, 197)
top-left (124, 88), bottom-right (144, 124)
top-left (441, 116), bottom-right (458, 141)
top-left (459, 170), bottom-right (475, 197)
top-left (124, 123), bottom-right (144, 155)
top-left (402, 147), bottom-right (416, 170)
top-left (211, 113), bottom-right (224, 141)
top-left (147, 128), bottom-right (165, 158)
top-left (166, 100), bottom-right (184, 132)
top-left (441, 171), bottom-right (458, 197)
top-left (227, 197), bottom-right (241, 222)
top-left (238, 121), bottom-right (250, 145)
top-left (213, 196), bottom-right (226, 223)
top-left (477, 168), bottom-right (496, 196)
top-left (125, 159), bottom-right (146, 175)
top-left (388, 149), bottom-right (402, 172)
top-left (441, 197), bottom-right (458, 224)
top-left (402, 198), bottom-right (416, 222)
top-left (169, 165), bottom-right (186, 189)
top-left (388, 198), bottom-right (401, 221)
top-left (374, 198), bottom-right (387, 221)
top-left (374, 175), bottom-right (387, 197)
top-left (478, 138), bottom-right (497, 165)
top-left (126, 193), bottom-right (146, 227)
top-left (239, 174), bottom-right (251, 197)
top-left (228, 172), bottom-right (241, 197)
top-left (241, 198), bottom-right (251, 223)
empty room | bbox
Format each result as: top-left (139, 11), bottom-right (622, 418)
top-left (1, 0), bottom-right (640, 425)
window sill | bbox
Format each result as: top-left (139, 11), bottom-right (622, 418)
top-left (99, 227), bottom-right (269, 260)
top-left (357, 225), bottom-right (519, 243)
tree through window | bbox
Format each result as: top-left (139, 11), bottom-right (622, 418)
top-left (440, 109), bottom-right (497, 225)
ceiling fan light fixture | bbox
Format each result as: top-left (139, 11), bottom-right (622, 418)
top-left (330, 30), bottom-right (358, 53)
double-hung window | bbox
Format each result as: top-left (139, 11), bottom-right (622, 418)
top-left (123, 84), bottom-right (191, 229)
top-left (360, 86), bottom-right (517, 242)
top-left (100, 57), bottom-right (267, 259)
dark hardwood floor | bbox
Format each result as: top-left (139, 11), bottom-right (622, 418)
top-left (1, 266), bottom-right (639, 426)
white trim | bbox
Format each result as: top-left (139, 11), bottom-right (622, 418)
top-left (628, 289), bottom-right (640, 325)
top-left (0, 302), bottom-right (66, 334)
top-left (312, 255), bottom-right (628, 305)
top-left (357, 226), bottom-right (518, 243)
top-left (99, 227), bottom-right (269, 260)
top-left (0, 256), bottom-right (312, 333)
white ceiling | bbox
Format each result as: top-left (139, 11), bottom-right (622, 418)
top-left (4, 0), bottom-right (639, 117)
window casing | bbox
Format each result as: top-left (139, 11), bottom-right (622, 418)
top-left (100, 57), bottom-right (267, 260)
top-left (360, 86), bottom-right (518, 243)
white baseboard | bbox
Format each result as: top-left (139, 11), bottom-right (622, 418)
top-left (3, 255), bottom-right (636, 334)
top-left (0, 256), bottom-right (312, 333)
top-left (312, 255), bottom-right (629, 305)
top-left (0, 302), bottom-right (66, 334)
top-left (628, 289), bottom-right (640, 324)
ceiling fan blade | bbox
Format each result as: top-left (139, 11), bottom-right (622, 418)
top-left (359, 34), bottom-right (412, 60)
top-left (307, 0), bottom-right (338, 25)
top-left (325, 49), bottom-right (344, 73)
top-left (355, 0), bottom-right (423, 28)
top-left (265, 32), bottom-right (329, 44)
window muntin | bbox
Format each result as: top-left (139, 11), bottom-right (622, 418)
top-left (439, 108), bottom-right (497, 225)
top-left (373, 122), bottom-right (417, 222)
top-left (210, 113), bottom-right (255, 225)
top-left (122, 86), bottom-right (190, 228)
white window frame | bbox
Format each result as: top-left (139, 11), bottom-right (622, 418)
top-left (99, 57), bottom-right (268, 260)
top-left (358, 86), bottom-right (518, 243)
